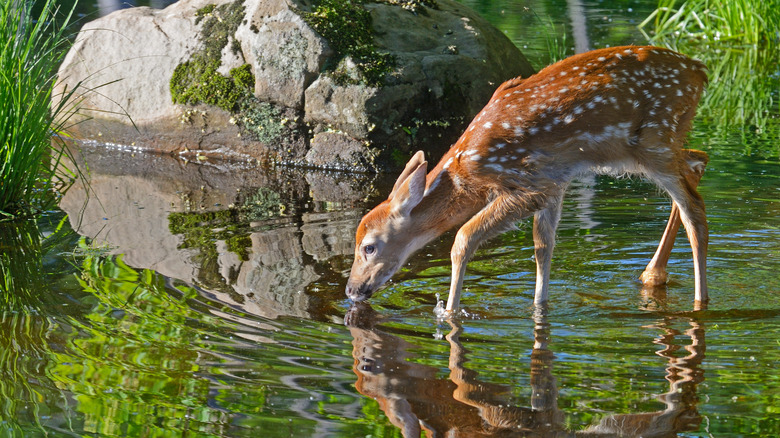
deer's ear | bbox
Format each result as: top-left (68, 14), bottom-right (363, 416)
top-left (390, 151), bottom-right (426, 199)
top-left (390, 160), bottom-right (427, 217)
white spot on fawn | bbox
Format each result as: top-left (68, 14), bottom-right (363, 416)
top-left (484, 164), bottom-right (505, 172)
top-left (483, 121), bottom-right (493, 129)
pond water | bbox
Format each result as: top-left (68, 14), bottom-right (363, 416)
top-left (3, 0), bottom-right (780, 437)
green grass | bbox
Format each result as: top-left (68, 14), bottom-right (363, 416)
top-left (640, 0), bottom-right (779, 46)
top-left (530, 8), bottom-right (568, 66)
top-left (639, 0), bottom-right (780, 133)
top-left (0, 0), bottom-right (80, 219)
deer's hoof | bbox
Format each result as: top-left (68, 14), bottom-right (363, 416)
top-left (640, 269), bottom-right (668, 287)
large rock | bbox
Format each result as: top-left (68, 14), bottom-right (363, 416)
top-left (235, 0), bottom-right (331, 110)
top-left (55, 0), bottom-right (534, 171)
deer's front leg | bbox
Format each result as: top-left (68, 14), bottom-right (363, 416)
top-left (446, 194), bottom-right (531, 312)
top-left (533, 193), bottom-right (565, 304)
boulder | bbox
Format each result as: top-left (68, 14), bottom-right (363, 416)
top-left (55, 0), bottom-right (535, 171)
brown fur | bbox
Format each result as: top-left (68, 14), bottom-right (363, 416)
top-left (347, 46), bottom-right (710, 310)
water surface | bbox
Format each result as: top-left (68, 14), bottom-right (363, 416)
top-left (2, 0), bottom-right (780, 436)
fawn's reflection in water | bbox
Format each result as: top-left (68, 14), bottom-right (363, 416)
top-left (345, 303), bottom-right (705, 437)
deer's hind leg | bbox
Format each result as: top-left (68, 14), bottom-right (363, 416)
top-left (641, 149), bottom-right (708, 294)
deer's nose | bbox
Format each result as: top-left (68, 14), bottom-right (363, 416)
top-left (346, 283), bottom-right (371, 302)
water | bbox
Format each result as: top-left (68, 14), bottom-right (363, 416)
top-left (3, 0), bottom-right (780, 436)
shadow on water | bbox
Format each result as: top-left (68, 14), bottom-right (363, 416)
top-left (346, 302), bottom-right (705, 437)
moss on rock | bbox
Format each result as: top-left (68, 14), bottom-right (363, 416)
top-left (377, 0), bottom-right (438, 13)
top-left (236, 98), bottom-right (289, 144)
top-left (302, 0), bottom-right (395, 86)
top-left (171, 0), bottom-right (297, 145)
top-left (170, 1), bottom-right (250, 112)
top-left (171, 57), bottom-right (247, 111)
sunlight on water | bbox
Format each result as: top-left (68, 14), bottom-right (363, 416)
top-left (2, 0), bottom-right (779, 436)
top-left (4, 118), bottom-right (773, 436)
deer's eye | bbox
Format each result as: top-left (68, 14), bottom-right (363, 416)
top-left (364, 244), bottom-right (376, 255)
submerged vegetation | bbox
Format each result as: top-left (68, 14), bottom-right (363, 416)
top-left (640, 0), bottom-right (780, 134)
top-left (0, 0), bottom-right (79, 219)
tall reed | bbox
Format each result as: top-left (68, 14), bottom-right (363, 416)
top-left (640, 0), bottom-right (779, 46)
top-left (0, 0), bottom-right (80, 219)
top-left (639, 0), bottom-right (780, 132)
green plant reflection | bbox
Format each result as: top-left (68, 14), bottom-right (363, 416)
top-left (0, 216), bottom-right (78, 435)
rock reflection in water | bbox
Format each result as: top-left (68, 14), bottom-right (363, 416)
top-left (59, 144), bottom-right (374, 321)
top-left (346, 303), bottom-right (705, 437)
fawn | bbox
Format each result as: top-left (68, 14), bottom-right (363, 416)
top-left (346, 46), bottom-right (709, 312)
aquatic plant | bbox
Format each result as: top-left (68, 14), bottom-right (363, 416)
top-left (640, 0), bottom-right (780, 133)
top-left (0, 0), bottom-right (80, 219)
